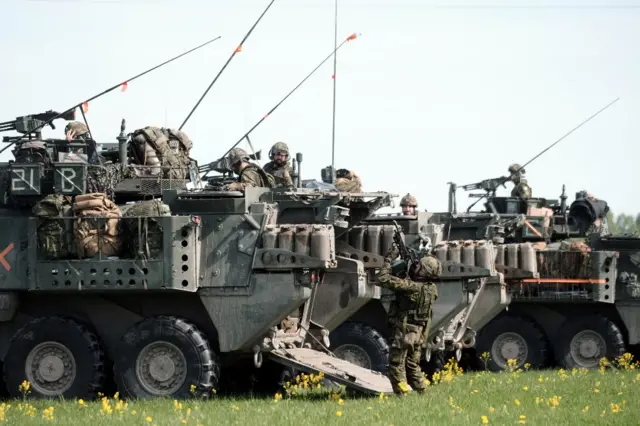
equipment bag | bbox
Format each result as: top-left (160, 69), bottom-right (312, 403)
top-left (33, 194), bottom-right (74, 259)
top-left (122, 199), bottom-right (171, 259)
top-left (72, 193), bottom-right (122, 258)
top-left (129, 126), bottom-right (192, 179)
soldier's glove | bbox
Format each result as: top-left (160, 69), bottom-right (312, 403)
top-left (386, 243), bottom-right (400, 262)
top-left (226, 182), bottom-right (244, 192)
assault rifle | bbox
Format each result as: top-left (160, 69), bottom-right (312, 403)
top-left (0, 109), bottom-right (77, 142)
top-left (390, 220), bottom-right (422, 278)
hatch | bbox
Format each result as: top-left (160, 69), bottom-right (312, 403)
top-left (268, 347), bottom-right (394, 395)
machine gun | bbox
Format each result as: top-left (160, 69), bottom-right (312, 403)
top-left (0, 109), bottom-right (77, 142)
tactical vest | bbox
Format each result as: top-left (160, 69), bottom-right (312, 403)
top-left (394, 282), bottom-right (436, 324)
top-left (238, 163), bottom-right (276, 188)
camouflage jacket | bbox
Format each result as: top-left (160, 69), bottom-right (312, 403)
top-left (335, 170), bottom-right (362, 193)
top-left (375, 261), bottom-right (438, 325)
top-left (511, 181), bottom-right (532, 199)
top-left (263, 161), bottom-right (293, 187)
top-left (227, 164), bottom-right (275, 191)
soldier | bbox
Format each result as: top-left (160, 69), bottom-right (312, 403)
top-left (584, 191), bottom-right (611, 237)
top-left (507, 163), bottom-right (532, 199)
top-left (375, 246), bottom-right (441, 396)
top-left (263, 142), bottom-right (293, 187)
top-left (64, 121), bottom-right (100, 164)
top-left (334, 169), bottom-right (362, 193)
top-left (400, 193), bottom-right (418, 215)
top-left (225, 147), bottom-right (275, 191)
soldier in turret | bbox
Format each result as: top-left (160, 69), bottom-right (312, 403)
top-left (64, 121), bottom-right (100, 164)
top-left (400, 193), bottom-right (419, 215)
top-left (263, 142), bottom-right (293, 187)
top-left (226, 147), bottom-right (275, 191)
top-left (507, 163), bottom-right (532, 199)
top-left (375, 246), bottom-right (441, 396)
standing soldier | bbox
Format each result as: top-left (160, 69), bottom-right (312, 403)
top-left (263, 142), bottom-right (293, 187)
top-left (375, 245), bottom-right (441, 396)
top-left (225, 147), bottom-right (274, 191)
top-left (507, 163), bottom-right (532, 199)
top-left (400, 193), bottom-right (419, 215)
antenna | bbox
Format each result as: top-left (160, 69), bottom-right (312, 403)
top-left (330, 0), bottom-right (338, 183)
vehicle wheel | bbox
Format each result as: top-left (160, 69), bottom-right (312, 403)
top-left (554, 314), bottom-right (626, 369)
top-left (3, 316), bottom-right (106, 399)
top-left (475, 315), bottom-right (549, 372)
top-left (114, 316), bottom-right (219, 398)
top-left (330, 322), bottom-right (389, 373)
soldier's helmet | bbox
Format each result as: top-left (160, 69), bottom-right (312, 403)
top-left (413, 254), bottom-right (442, 280)
top-left (228, 147), bottom-right (250, 166)
top-left (400, 193), bottom-right (418, 207)
top-left (269, 141), bottom-right (289, 160)
top-left (64, 121), bottom-right (89, 138)
top-left (508, 163), bottom-right (525, 175)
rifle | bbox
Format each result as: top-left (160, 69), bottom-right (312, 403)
top-left (0, 34), bottom-right (221, 155)
top-left (390, 220), bottom-right (421, 278)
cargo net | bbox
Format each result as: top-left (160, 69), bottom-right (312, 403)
top-left (33, 194), bottom-right (171, 261)
top-left (511, 250), bottom-right (596, 301)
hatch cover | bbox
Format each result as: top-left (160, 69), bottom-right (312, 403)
top-left (268, 347), bottom-right (394, 395)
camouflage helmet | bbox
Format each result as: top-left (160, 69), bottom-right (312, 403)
top-left (400, 193), bottom-right (418, 207)
top-left (508, 163), bottom-right (525, 175)
top-left (64, 121), bottom-right (89, 138)
top-left (269, 141), bottom-right (289, 159)
top-left (414, 254), bottom-right (442, 280)
top-left (228, 147), bottom-right (250, 166)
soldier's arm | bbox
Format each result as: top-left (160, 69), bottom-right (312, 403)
top-left (374, 261), bottom-right (423, 293)
top-left (240, 169), bottom-right (263, 187)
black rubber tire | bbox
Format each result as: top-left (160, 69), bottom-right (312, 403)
top-left (554, 314), bottom-right (626, 370)
top-left (475, 315), bottom-right (550, 372)
top-left (3, 316), bottom-right (106, 399)
top-left (113, 315), bottom-right (219, 399)
top-left (329, 322), bottom-right (389, 373)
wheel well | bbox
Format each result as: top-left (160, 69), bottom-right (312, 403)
top-left (343, 300), bottom-right (390, 338)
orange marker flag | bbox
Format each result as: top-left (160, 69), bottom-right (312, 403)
top-left (346, 33), bottom-right (357, 41)
top-left (82, 102), bottom-right (89, 113)
top-left (121, 81), bottom-right (128, 92)
top-left (331, 74), bottom-right (336, 80)
top-left (235, 44), bottom-right (243, 53)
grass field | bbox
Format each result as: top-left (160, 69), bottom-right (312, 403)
top-left (1, 355), bottom-right (639, 425)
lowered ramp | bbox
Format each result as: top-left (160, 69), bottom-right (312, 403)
top-left (268, 347), bottom-right (394, 395)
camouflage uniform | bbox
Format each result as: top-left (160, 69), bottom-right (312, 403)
top-left (400, 193), bottom-right (418, 215)
top-left (263, 142), bottom-right (293, 187)
top-left (334, 169), bottom-right (362, 193)
top-left (584, 192), bottom-right (610, 237)
top-left (226, 148), bottom-right (274, 191)
top-left (508, 163), bottom-right (532, 199)
top-left (64, 121), bottom-right (100, 164)
top-left (375, 248), bottom-right (441, 395)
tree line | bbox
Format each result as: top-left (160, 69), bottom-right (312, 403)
top-left (606, 211), bottom-right (640, 235)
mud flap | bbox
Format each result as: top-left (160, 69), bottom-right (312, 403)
top-left (268, 348), bottom-right (394, 395)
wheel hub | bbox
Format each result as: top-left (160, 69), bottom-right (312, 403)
top-left (570, 330), bottom-right (605, 368)
top-left (136, 341), bottom-right (187, 396)
top-left (491, 332), bottom-right (528, 370)
top-left (25, 341), bottom-right (77, 396)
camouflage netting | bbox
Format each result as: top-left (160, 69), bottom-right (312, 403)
top-left (122, 199), bottom-right (171, 259)
top-left (86, 163), bottom-right (137, 201)
top-left (536, 249), bottom-right (592, 279)
top-left (32, 194), bottom-right (74, 260)
top-left (73, 193), bottom-right (122, 258)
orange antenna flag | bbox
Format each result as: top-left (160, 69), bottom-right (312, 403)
top-left (121, 81), bottom-right (128, 92)
top-left (235, 44), bottom-right (243, 53)
top-left (82, 102), bottom-right (89, 113)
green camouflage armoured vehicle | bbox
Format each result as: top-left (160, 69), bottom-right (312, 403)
top-left (0, 112), bottom-right (397, 399)
top-left (292, 167), bottom-right (536, 375)
top-left (420, 178), bottom-right (632, 372)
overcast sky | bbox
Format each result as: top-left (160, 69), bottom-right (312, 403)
top-left (1, 0), bottom-right (637, 215)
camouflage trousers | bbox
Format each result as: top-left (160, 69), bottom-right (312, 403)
top-left (388, 322), bottom-right (427, 395)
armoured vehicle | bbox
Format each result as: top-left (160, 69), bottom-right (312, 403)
top-left (416, 177), bottom-right (633, 372)
top-left (0, 111), bottom-right (399, 399)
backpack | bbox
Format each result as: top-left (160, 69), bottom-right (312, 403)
top-left (122, 199), bottom-right (171, 259)
top-left (72, 193), bottom-right (122, 258)
top-left (129, 126), bottom-right (192, 179)
top-left (32, 194), bottom-right (74, 259)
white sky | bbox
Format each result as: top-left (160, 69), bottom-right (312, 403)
top-left (1, 0), bottom-right (637, 215)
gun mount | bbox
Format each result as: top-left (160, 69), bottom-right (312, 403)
top-left (0, 110), bottom-right (78, 143)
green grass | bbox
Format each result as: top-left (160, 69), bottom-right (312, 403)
top-left (2, 366), bottom-right (639, 425)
